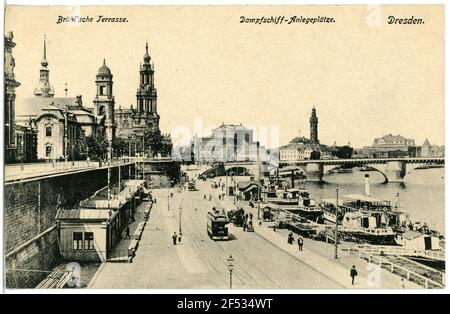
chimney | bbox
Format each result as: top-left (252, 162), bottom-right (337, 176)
top-left (365, 174), bottom-right (370, 196)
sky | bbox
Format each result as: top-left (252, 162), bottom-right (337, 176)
top-left (5, 5), bottom-right (444, 148)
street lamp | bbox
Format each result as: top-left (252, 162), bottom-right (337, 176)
top-left (179, 205), bottom-right (183, 236)
top-left (230, 171), bottom-right (234, 200)
top-left (167, 193), bottom-right (170, 211)
top-left (227, 254), bottom-right (234, 289)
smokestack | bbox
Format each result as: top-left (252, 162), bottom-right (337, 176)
top-left (365, 174), bottom-right (370, 196)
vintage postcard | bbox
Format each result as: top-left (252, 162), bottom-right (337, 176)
top-left (2, 4), bottom-right (445, 292)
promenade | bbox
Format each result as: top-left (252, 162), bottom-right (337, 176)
top-left (87, 170), bottom-right (421, 289)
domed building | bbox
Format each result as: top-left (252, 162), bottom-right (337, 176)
top-left (93, 59), bottom-right (116, 149)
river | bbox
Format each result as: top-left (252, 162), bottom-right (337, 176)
top-left (303, 167), bottom-right (445, 235)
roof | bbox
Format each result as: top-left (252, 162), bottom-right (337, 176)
top-left (321, 199), bottom-right (345, 206)
top-left (422, 138), bottom-right (432, 147)
top-left (237, 181), bottom-right (260, 190)
top-left (402, 230), bottom-right (424, 240)
top-left (97, 60), bottom-right (112, 76)
top-left (344, 194), bottom-right (383, 203)
top-left (80, 199), bottom-right (122, 209)
top-left (212, 124), bottom-right (251, 132)
top-left (56, 209), bottom-right (116, 221)
top-left (15, 97), bottom-right (82, 119)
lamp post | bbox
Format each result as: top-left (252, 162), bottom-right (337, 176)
top-left (230, 171), bottom-right (234, 202)
top-left (167, 193), bottom-right (170, 211)
top-left (179, 205), bottom-right (183, 236)
top-left (227, 254), bottom-right (234, 289)
top-left (334, 188), bottom-right (339, 259)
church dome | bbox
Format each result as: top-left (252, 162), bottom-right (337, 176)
top-left (97, 59), bottom-right (111, 76)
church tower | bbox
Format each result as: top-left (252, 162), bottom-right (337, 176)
top-left (136, 42), bottom-right (159, 129)
top-left (310, 107), bottom-right (319, 144)
top-left (93, 59), bottom-right (115, 144)
top-left (34, 35), bottom-right (54, 97)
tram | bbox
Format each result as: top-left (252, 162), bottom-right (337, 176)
top-left (207, 209), bottom-right (230, 240)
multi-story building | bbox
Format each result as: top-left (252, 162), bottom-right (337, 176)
top-left (4, 32), bottom-right (38, 163)
top-left (115, 43), bottom-right (159, 139)
top-left (279, 107), bottom-right (323, 161)
top-left (420, 139), bottom-right (445, 158)
top-left (115, 43), bottom-right (171, 156)
top-left (279, 143), bottom-right (314, 161)
top-left (15, 37), bottom-right (110, 160)
top-left (360, 134), bottom-right (417, 158)
top-left (192, 124), bottom-right (264, 163)
top-left (35, 105), bottom-right (82, 160)
top-left (372, 134), bottom-right (415, 150)
top-left (4, 32), bottom-right (21, 163)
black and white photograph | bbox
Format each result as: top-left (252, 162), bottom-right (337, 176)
top-left (1, 2), bottom-right (446, 294)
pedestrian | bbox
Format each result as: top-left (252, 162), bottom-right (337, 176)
top-left (350, 265), bottom-right (358, 285)
top-left (172, 232), bottom-right (178, 245)
top-left (287, 232), bottom-right (294, 244)
top-left (204, 194), bottom-right (207, 200)
top-left (297, 236), bottom-right (304, 251)
top-left (178, 234), bottom-right (182, 243)
top-left (125, 226), bottom-right (131, 239)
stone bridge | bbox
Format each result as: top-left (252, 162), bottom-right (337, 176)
top-left (198, 157), bottom-right (445, 183)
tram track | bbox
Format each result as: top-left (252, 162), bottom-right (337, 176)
top-left (182, 196), bottom-right (253, 288)
top-left (191, 199), bottom-right (280, 288)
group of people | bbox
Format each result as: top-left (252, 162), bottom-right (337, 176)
top-left (172, 232), bottom-right (182, 245)
top-left (287, 231), bottom-right (304, 251)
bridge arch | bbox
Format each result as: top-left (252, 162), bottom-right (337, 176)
top-left (224, 166), bottom-right (253, 176)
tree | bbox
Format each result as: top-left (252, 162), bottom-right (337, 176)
top-left (84, 135), bottom-right (108, 161)
top-left (310, 150), bottom-right (321, 160)
top-left (331, 145), bottom-right (354, 159)
top-left (112, 137), bottom-right (129, 157)
top-left (143, 128), bottom-right (164, 157)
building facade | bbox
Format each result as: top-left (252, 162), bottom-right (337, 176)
top-left (360, 134), bottom-right (417, 158)
top-left (115, 43), bottom-right (160, 140)
top-left (420, 139), bottom-right (445, 157)
top-left (310, 107), bottom-right (319, 144)
top-left (191, 124), bottom-right (264, 163)
top-left (93, 59), bottom-right (115, 147)
top-left (4, 32), bottom-right (21, 163)
top-left (372, 134), bottom-right (415, 150)
top-left (280, 107), bottom-right (324, 161)
top-left (35, 106), bottom-right (83, 160)
top-left (279, 143), bottom-right (314, 161)
top-left (15, 37), bottom-right (108, 161)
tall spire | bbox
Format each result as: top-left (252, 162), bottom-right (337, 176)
top-left (41, 35), bottom-right (48, 67)
top-left (34, 34), bottom-right (54, 97)
top-left (143, 42), bottom-right (151, 64)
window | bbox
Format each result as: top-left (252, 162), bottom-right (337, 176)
top-left (45, 126), bottom-right (52, 137)
top-left (45, 145), bottom-right (52, 158)
top-left (99, 85), bottom-right (105, 95)
top-left (84, 232), bottom-right (94, 250)
top-left (73, 232), bottom-right (83, 250)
